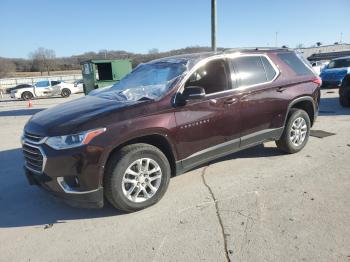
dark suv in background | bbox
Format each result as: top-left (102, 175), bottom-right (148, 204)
top-left (22, 48), bottom-right (321, 212)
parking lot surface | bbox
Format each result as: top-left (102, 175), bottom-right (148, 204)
top-left (0, 90), bottom-right (349, 262)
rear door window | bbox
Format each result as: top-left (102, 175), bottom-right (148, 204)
top-left (230, 56), bottom-right (277, 87)
top-left (277, 52), bottom-right (313, 76)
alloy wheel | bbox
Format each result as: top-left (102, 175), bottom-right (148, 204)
top-left (289, 117), bottom-right (307, 146)
top-left (121, 158), bottom-right (162, 203)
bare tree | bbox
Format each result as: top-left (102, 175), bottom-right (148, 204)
top-left (29, 47), bottom-right (56, 75)
top-left (295, 43), bottom-right (304, 49)
top-left (0, 59), bottom-right (16, 78)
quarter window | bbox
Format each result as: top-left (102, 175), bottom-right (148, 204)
top-left (261, 57), bottom-right (277, 81)
top-left (277, 52), bottom-right (313, 76)
top-left (231, 56), bottom-right (276, 87)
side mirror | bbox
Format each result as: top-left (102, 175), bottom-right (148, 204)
top-left (182, 86), bottom-right (206, 100)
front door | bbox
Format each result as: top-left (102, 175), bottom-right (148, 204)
top-left (34, 80), bottom-right (51, 97)
top-left (174, 58), bottom-right (241, 170)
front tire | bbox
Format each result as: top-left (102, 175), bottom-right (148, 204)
top-left (104, 143), bottom-right (171, 212)
top-left (61, 88), bottom-right (71, 98)
top-left (21, 91), bottom-right (34, 100)
top-left (276, 109), bottom-right (311, 154)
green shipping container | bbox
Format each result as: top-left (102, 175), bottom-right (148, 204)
top-left (82, 59), bottom-right (132, 95)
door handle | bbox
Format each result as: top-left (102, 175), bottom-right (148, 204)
top-left (276, 87), bottom-right (287, 92)
top-left (224, 97), bottom-right (238, 104)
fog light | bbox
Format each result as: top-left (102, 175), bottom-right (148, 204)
top-left (57, 176), bottom-right (80, 193)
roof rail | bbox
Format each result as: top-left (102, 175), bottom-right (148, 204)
top-left (223, 47), bottom-right (290, 53)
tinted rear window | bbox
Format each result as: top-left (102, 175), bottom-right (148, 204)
top-left (277, 52), bottom-right (313, 76)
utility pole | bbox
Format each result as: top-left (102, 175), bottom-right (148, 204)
top-left (275, 32), bottom-right (278, 47)
top-left (211, 0), bottom-right (217, 52)
top-left (340, 32), bottom-right (343, 44)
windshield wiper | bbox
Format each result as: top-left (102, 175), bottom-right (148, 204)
top-left (138, 97), bottom-right (154, 101)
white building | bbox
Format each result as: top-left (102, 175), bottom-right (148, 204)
top-left (297, 43), bottom-right (350, 61)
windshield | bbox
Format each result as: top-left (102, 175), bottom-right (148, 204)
top-left (328, 58), bottom-right (350, 69)
top-left (92, 61), bottom-right (187, 101)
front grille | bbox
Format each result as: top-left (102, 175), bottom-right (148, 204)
top-left (24, 132), bottom-right (44, 143)
top-left (23, 143), bottom-right (44, 173)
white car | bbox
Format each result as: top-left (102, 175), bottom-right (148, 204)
top-left (73, 79), bottom-right (84, 93)
top-left (10, 80), bottom-right (81, 100)
top-left (310, 61), bottom-right (329, 75)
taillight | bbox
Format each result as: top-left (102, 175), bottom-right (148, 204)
top-left (312, 77), bottom-right (322, 87)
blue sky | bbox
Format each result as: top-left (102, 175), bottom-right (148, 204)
top-left (0, 0), bottom-right (349, 58)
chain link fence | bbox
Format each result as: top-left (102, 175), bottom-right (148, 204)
top-left (0, 74), bottom-right (82, 91)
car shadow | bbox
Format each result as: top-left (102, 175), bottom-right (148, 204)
top-left (1, 145), bottom-right (280, 228)
top-left (0, 148), bottom-right (124, 228)
top-left (0, 108), bottom-right (45, 116)
top-left (319, 97), bottom-right (350, 116)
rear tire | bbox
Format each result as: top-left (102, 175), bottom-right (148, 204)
top-left (104, 143), bottom-right (171, 212)
top-left (61, 88), bottom-right (71, 98)
top-left (276, 109), bottom-right (311, 154)
top-left (339, 87), bottom-right (350, 107)
top-left (21, 91), bottom-right (34, 101)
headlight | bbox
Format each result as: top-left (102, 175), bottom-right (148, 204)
top-left (45, 128), bottom-right (106, 150)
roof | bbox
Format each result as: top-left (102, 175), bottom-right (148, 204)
top-left (148, 47), bottom-right (291, 69)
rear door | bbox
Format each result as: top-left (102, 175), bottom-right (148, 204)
top-left (229, 55), bottom-right (285, 147)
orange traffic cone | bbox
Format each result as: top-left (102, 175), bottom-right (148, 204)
top-left (28, 100), bottom-right (32, 108)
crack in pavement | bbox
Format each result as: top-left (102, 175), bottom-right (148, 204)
top-left (201, 165), bottom-right (231, 262)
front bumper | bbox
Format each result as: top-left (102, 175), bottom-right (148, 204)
top-left (10, 92), bottom-right (19, 99)
top-left (25, 168), bottom-right (104, 208)
top-left (22, 137), bottom-right (106, 208)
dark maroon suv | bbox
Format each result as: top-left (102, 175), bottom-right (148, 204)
top-left (22, 48), bottom-right (321, 212)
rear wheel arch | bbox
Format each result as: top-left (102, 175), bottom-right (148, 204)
top-left (61, 88), bottom-right (71, 97)
top-left (104, 134), bottom-right (178, 178)
top-left (286, 97), bottom-right (315, 127)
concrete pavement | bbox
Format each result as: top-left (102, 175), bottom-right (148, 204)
top-left (0, 90), bottom-right (349, 262)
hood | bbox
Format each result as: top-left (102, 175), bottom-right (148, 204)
top-left (25, 95), bottom-right (144, 136)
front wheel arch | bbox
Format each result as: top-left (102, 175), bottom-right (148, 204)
top-left (341, 74), bottom-right (350, 87)
top-left (21, 91), bottom-right (34, 100)
top-left (104, 134), bottom-right (178, 179)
